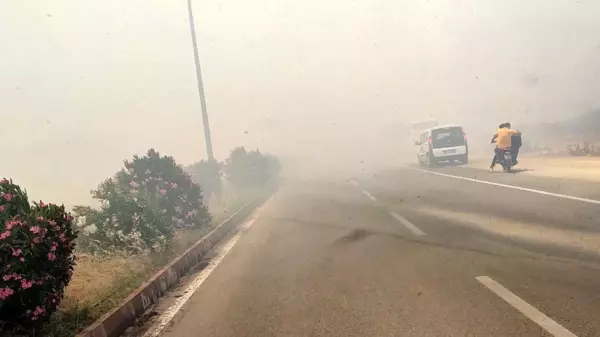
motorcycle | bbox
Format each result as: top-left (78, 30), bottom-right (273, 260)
top-left (490, 131), bottom-right (521, 173)
top-left (491, 139), bottom-right (515, 173)
top-left (497, 148), bottom-right (513, 173)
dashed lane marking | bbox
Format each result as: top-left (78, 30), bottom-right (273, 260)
top-left (476, 276), bottom-right (578, 337)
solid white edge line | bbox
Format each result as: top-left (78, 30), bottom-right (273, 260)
top-left (476, 276), bottom-right (578, 337)
top-left (390, 211), bottom-right (426, 236)
top-left (362, 190), bottom-right (377, 201)
top-left (349, 180), bottom-right (359, 186)
top-left (140, 201), bottom-right (270, 337)
top-left (407, 167), bottom-right (600, 205)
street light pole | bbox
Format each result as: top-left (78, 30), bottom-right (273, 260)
top-left (187, 0), bottom-right (215, 162)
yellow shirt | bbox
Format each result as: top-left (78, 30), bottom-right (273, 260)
top-left (495, 128), bottom-right (520, 149)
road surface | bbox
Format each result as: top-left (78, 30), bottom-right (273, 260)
top-left (145, 163), bottom-right (600, 337)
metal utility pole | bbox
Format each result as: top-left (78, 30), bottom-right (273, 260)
top-left (187, 0), bottom-right (215, 162)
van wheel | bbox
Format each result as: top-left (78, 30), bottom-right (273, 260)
top-left (427, 154), bottom-right (436, 168)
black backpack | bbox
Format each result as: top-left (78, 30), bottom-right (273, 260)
top-left (511, 134), bottom-right (522, 149)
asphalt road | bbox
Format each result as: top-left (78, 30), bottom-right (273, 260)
top-left (154, 163), bottom-right (600, 337)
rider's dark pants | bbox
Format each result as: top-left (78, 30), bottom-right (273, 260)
top-left (512, 147), bottom-right (520, 164)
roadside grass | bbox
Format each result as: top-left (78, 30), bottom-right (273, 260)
top-left (12, 194), bottom-right (249, 337)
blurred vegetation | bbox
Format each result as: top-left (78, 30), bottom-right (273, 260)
top-left (2, 146), bottom-right (280, 337)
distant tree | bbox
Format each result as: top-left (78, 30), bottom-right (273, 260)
top-left (186, 159), bottom-right (222, 201)
top-left (223, 147), bottom-right (281, 190)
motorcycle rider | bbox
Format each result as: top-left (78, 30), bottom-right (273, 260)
top-left (490, 122), bottom-right (521, 172)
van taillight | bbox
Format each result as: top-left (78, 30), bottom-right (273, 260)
top-left (428, 136), bottom-right (432, 144)
top-left (463, 132), bottom-right (468, 141)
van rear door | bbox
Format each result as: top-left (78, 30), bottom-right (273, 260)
top-left (431, 127), bottom-right (465, 149)
top-left (430, 127), bottom-right (467, 158)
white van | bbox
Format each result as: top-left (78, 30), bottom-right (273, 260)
top-left (416, 124), bottom-right (468, 167)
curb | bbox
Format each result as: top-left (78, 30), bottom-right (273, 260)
top-left (77, 195), bottom-right (264, 337)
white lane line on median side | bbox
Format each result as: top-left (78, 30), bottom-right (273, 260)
top-left (390, 212), bottom-right (426, 236)
top-left (407, 167), bottom-right (600, 206)
top-left (476, 276), bottom-right (578, 337)
top-left (362, 190), bottom-right (377, 201)
top-left (141, 202), bottom-right (269, 337)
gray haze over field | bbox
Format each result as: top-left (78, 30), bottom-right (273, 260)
top-left (2, 0), bottom-right (600, 206)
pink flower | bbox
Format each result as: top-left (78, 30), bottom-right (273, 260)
top-left (20, 257), bottom-right (25, 262)
top-left (8, 218), bottom-right (25, 229)
top-left (3, 274), bottom-right (14, 281)
top-left (129, 181), bottom-right (138, 188)
top-left (48, 253), bottom-right (56, 261)
top-left (12, 248), bottom-right (22, 257)
top-left (51, 243), bottom-right (57, 251)
top-left (3, 273), bottom-right (21, 281)
top-left (21, 279), bottom-right (33, 289)
top-left (0, 287), bottom-right (15, 300)
top-left (59, 233), bottom-right (68, 243)
top-left (1, 192), bottom-right (13, 201)
top-left (37, 216), bottom-right (45, 221)
top-left (32, 306), bottom-right (45, 319)
top-left (5, 219), bottom-right (17, 230)
top-left (49, 220), bottom-right (57, 227)
top-left (0, 205), bottom-right (4, 212)
top-left (0, 178), bottom-right (8, 184)
top-left (30, 226), bottom-right (41, 234)
top-left (159, 189), bottom-right (167, 196)
top-left (39, 201), bottom-right (46, 208)
top-left (65, 215), bottom-right (72, 221)
top-left (0, 231), bottom-right (10, 240)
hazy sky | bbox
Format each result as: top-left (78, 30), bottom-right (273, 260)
top-left (2, 0), bottom-right (600, 206)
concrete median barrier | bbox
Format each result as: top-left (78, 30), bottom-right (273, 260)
top-left (77, 192), bottom-right (270, 337)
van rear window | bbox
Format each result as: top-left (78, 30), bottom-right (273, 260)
top-left (431, 127), bottom-right (465, 149)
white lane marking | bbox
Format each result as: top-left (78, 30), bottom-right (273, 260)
top-left (349, 180), bottom-right (359, 186)
top-left (476, 276), bottom-right (578, 337)
top-left (362, 190), bottom-right (377, 201)
top-left (390, 211), bottom-right (426, 236)
top-left (408, 167), bottom-right (600, 205)
top-left (141, 202), bottom-right (269, 337)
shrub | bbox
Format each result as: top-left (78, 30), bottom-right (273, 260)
top-left (223, 147), bottom-right (281, 189)
top-left (74, 149), bottom-right (211, 253)
top-left (0, 178), bottom-right (77, 329)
